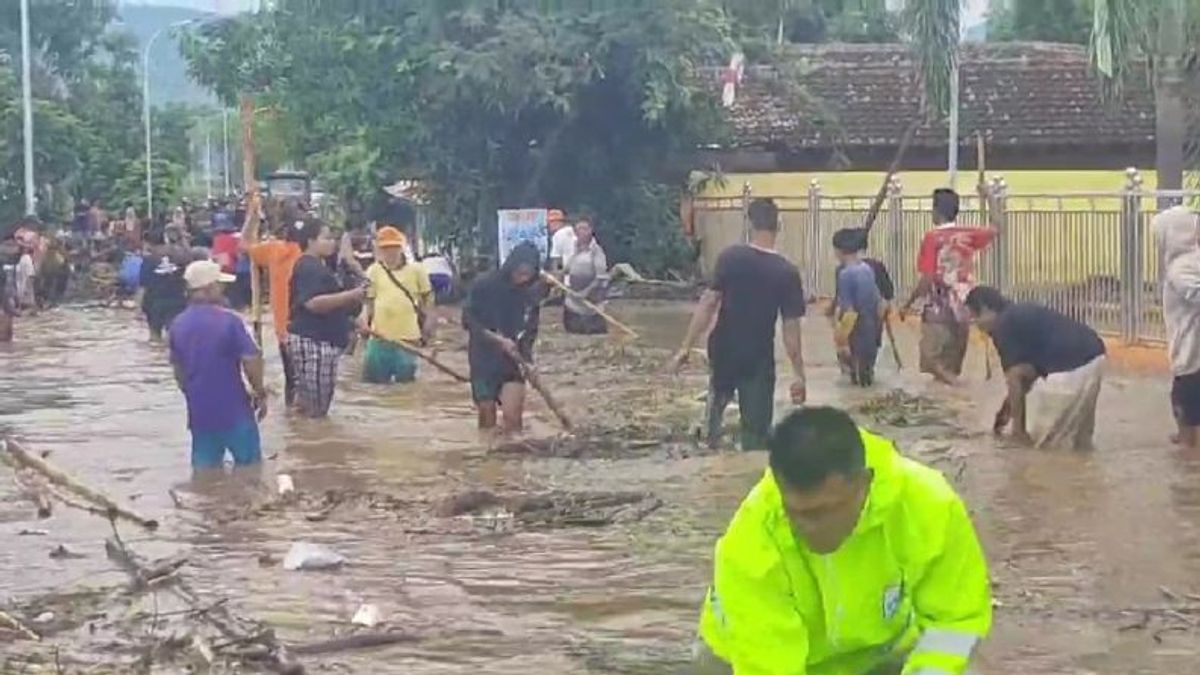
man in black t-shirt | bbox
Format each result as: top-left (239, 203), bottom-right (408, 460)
top-left (966, 286), bottom-right (1106, 450)
top-left (671, 198), bottom-right (807, 450)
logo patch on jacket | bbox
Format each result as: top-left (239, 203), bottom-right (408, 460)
top-left (882, 584), bottom-right (903, 621)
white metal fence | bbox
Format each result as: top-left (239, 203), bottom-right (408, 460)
top-left (692, 170), bottom-right (1200, 344)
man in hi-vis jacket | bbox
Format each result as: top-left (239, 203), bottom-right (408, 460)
top-left (696, 407), bottom-right (991, 675)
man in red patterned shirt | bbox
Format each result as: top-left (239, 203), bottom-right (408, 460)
top-left (901, 189), bottom-right (997, 384)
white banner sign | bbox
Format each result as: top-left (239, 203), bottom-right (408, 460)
top-left (497, 209), bottom-right (549, 264)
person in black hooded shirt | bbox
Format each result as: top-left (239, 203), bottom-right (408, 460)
top-left (464, 241), bottom-right (542, 434)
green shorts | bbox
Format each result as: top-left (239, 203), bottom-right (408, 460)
top-left (362, 338), bottom-right (418, 384)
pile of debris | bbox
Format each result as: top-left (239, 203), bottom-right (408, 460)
top-left (853, 389), bottom-right (951, 429)
top-left (221, 486), bottom-right (662, 535)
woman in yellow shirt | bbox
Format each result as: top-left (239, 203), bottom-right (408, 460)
top-left (362, 227), bottom-right (433, 383)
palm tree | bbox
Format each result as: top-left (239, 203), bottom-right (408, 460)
top-left (905, 0), bottom-right (1197, 194)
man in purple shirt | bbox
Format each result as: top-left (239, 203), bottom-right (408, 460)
top-left (170, 260), bottom-right (268, 469)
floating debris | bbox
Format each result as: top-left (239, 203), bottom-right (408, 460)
top-left (853, 389), bottom-right (950, 428)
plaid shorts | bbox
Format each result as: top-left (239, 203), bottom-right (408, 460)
top-left (286, 334), bottom-right (344, 417)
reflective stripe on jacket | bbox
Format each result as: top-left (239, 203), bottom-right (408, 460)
top-left (698, 429), bottom-right (991, 674)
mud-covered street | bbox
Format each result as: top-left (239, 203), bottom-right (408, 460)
top-left (3, 300), bottom-right (1200, 673)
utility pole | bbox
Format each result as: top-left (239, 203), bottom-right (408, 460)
top-left (20, 0), bottom-right (35, 215)
top-left (947, 60), bottom-right (960, 188)
top-left (204, 128), bottom-right (213, 199)
top-left (222, 109), bottom-right (231, 197)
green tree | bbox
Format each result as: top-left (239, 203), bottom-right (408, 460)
top-left (183, 1), bottom-right (734, 274)
top-left (987, 0), bottom-right (1091, 44)
top-left (909, 0), bottom-right (1197, 195)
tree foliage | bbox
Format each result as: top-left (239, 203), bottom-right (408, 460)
top-left (987, 0), bottom-right (1092, 44)
top-left (0, 0), bottom-right (195, 226)
top-left (183, 1), bottom-right (734, 273)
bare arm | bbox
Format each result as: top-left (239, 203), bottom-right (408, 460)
top-left (903, 276), bottom-right (932, 312)
top-left (781, 317), bottom-right (806, 381)
top-left (1004, 364), bottom-right (1038, 438)
top-left (303, 287), bottom-right (364, 314)
top-left (171, 361), bottom-right (186, 392)
top-left (677, 289), bottom-right (721, 354)
top-left (241, 354), bottom-right (266, 396)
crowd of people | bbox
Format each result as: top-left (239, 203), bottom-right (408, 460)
top-left (12, 184), bottom-right (1200, 673)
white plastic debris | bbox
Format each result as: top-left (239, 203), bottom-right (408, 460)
top-left (351, 603), bottom-right (381, 627)
top-left (276, 474), bottom-right (295, 495)
top-left (33, 612), bottom-right (55, 624)
top-left (282, 542), bottom-right (346, 571)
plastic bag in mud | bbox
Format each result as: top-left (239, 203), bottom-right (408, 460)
top-left (282, 542), bottom-right (346, 571)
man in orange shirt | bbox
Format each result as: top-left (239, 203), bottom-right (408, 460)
top-left (241, 214), bottom-right (304, 405)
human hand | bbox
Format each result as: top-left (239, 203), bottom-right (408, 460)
top-left (497, 336), bottom-right (520, 358)
top-left (252, 389), bottom-right (269, 421)
top-left (355, 316), bottom-right (370, 335)
top-left (668, 349), bottom-right (690, 374)
top-left (790, 377), bottom-right (807, 405)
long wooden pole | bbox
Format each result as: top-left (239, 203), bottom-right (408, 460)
top-left (862, 118), bottom-right (923, 233)
top-left (976, 131), bottom-right (995, 380)
top-left (240, 94), bottom-right (263, 347)
top-left (540, 272), bottom-right (638, 338)
top-left (483, 333), bottom-right (572, 430)
top-left (363, 328), bottom-right (470, 383)
top-left (2, 438), bottom-right (158, 530)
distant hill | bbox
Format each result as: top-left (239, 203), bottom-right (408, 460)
top-left (114, 4), bottom-right (217, 107)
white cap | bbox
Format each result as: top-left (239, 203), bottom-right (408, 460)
top-left (184, 260), bottom-right (236, 290)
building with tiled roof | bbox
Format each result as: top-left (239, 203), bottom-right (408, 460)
top-left (701, 42), bottom-right (1155, 172)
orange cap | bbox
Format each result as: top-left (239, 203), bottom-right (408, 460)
top-left (376, 226), bottom-right (407, 249)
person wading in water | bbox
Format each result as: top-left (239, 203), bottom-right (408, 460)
top-left (671, 197), bottom-right (807, 450)
top-left (463, 241), bottom-right (542, 436)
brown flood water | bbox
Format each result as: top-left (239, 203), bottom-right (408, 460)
top-left (3, 301), bottom-right (1200, 673)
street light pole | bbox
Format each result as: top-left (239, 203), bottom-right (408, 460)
top-left (20, 0), bottom-right (35, 215)
top-left (204, 128), bottom-right (213, 199)
top-left (143, 18), bottom-right (206, 218)
top-left (222, 109), bottom-right (231, 197)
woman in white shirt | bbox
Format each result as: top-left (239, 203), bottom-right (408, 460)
top-left (562, 216), bottom-right (609, 335)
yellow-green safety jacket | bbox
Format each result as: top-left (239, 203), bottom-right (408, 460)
top-left (698, 429), bottom-right (991, 674)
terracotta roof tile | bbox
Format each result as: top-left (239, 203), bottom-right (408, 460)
top-left (709, 42), bottom-right (1154, 150)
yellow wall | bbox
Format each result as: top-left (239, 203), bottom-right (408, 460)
top-left (699, 170), bottom-right (1160, 200)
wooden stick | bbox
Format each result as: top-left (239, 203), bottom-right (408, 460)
top-left (541, 272), bottom-right (639, 339)
top-left (883, 310), bottom-right (903, 370)
top-left (0, 608), bottom-right (40, 641)
top-left (862, 118), bottom-right (923, 233)
top-left (241, 94), bottom-right (264, 347)
top-left (363, 329), bottom-right (470, 383)
top-left (483, 333), bottom-right (573, 430)
top-left (2, 438), bottom-right (158, 530)
top-left (288, 631), bottom-right (419, 656)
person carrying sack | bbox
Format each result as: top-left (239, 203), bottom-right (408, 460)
top-left (362, 227), bottom-right (434, 384)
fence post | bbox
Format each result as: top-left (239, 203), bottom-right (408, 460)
top-left (741, 181), bottom-right (752, 243)
top-left (1120, 167), bottom-right (1144, 343)
top-left (989, 176), bottom-right (1008, 292)
top-left (886, 177), bottom-right (904, 296)
top-left (807, 179), bottom-right (822, 296)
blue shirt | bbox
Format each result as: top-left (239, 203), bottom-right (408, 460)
top-left (836, 260), bottom-right (883, 316)
top-left (169, 304), bottom-right (260, 432)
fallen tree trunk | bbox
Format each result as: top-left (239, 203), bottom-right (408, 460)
top-left (289, 631), bottom-right (419, 656)
top-left (2, 438), bottom-right (158, 530)
top-left (0, 608), bottom-right (40, 641)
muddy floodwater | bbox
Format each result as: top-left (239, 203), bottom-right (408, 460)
top-left (3, 301), bottom-right (1200, 673)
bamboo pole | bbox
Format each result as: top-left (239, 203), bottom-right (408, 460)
top-left (541, 272), bottom-right (638, 338)
top-left (363, 328), bottom-right (470, 383)
top-left (240, 94), bottom-right (263, 347)
top-left (883, 310), bottom-right (903, 370)
top-left (2, 438), bottom-right (159, 530)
